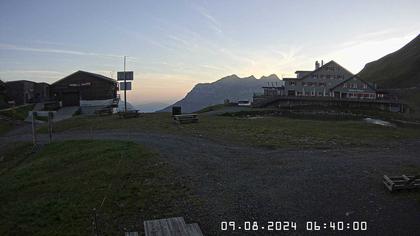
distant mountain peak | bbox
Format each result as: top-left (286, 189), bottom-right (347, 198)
top-left (260, 74), bottom-right (280, 80)
top-left (158, 73), bottom-right (283, 113)
top-left (221, 74), bottom-right (240, 79)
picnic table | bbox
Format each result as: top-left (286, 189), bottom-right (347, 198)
top-left (173, 113), bottom-right (199, 124)
top-left (94, 107), bottom-right (113, 116)
top-left (118, 110), bottom-right (141, 119)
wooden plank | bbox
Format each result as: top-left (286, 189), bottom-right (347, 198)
top-left (144, 219), bottom-right (164, 236)
top-left (383, 180), bottom-right (393, 191)
top-left (402, 175), bottom-right (410, 181)
top-left (384, 175), bottom-right (420, 192)
top-left (166, 217), bottom-right (188, 236)
top-left (125, 232), bottom-right (139, 236)
top-left (186, 223), bottom-right (204, 236)
top-left (144, 217), bottom-right (188, 236)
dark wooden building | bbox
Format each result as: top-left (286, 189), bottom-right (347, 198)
top-left (5, 80), bottom-right (50, 105)
top-left (50, 71), bottom-right (117, 107)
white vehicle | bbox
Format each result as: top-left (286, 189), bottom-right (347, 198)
top-left (237, 100), bottom-right (251, 107)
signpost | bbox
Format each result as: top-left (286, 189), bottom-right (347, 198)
top-left (119, 81), bottom-right (132, 90)
top-left (118, 56), bottom-right (134, 112)
top-left (117, 71), bottom-right (133, 81)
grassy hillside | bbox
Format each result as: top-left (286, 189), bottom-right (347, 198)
top-left (39, 113), bottom-right (420, 148)
top-left (0, 140), bottom-right (198, 235)
top-left (358, 34), bottom-right (420, 88)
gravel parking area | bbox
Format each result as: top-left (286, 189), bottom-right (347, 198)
top-left (1, 129), bottom-right (420, 235)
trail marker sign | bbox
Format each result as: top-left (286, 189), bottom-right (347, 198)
top-left (117, 71), bottom-right (134, 81)
top-left (119, 81), bottom-right (132, 90)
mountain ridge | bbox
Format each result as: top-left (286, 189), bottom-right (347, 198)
top-left (159, 74), bottom-right (282, 113)
top-left (358, 34), bottom-right (420, 88)
top-left (357, 34), bottom-right (420, 113)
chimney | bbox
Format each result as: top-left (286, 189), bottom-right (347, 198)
top-left (315, 60), bottom-right (320, 70)
top-left (321, 60), bottom-right (324, 66)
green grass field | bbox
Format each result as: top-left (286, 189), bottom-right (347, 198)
top-left (40, 112), bottom-right (420, 148)
top-left (0, 104), bottom-right (34, 135)
top-left (0, 140), bottom-right (198, 235)
top-left (0, 121), bottom-right (12, 135)
top-left (0, 104), bottom-right (34, 120)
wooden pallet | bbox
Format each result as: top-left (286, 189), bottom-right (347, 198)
top-left (144, 217), bottom-right (203, 236)
top-left (173, 114), bottom-right (199, 124)
top-left (383, 175), bottom-right (420, 192)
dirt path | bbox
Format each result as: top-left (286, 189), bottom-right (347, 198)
top-left (1, 129), bottom-right (420, 235)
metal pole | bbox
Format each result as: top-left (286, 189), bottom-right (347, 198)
top-left (124, 56), bottom-right (127, 112)
top-left (31, 112), bottom-right (37, 146)
top-left (48, 112), bottom-right (53, 143)
top-left (92, 208), bottom-right (99, 236)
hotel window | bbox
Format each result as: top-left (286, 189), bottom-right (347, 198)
top-left (318, 91), bottom-right (323, 96)
top-left (363, 84), bottom-right (368, 89)
top-left (290, 81), bottom-right (296, 86)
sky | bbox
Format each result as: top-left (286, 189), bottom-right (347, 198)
top-left (0, 0), bottom-right (419, 106)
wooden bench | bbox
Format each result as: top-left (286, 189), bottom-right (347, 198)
top-left (383, 175), bottom-right (420, 192)
top-left (173, 114), bottom-right (199, 124)
top-left (144, 217), bottom-right (203, 236)
top-left (94, 107), bottom-right (113, 116)
top-left (118, 110), bottom-right (141, 119)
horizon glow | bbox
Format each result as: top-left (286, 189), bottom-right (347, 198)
top-left (0, 0), bottom-right (419, 106)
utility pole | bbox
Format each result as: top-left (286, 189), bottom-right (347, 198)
top-left (124, 56), bottom-right (127, 112)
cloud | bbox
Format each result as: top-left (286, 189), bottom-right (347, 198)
top-left (191, 3), bottom-right (223, 34)
top-left (0, 43), bottom-right (128, 59)
top-left (1, 70), bottom-right (62, 74)
top-left (0, 70), bottom-right (66, 81)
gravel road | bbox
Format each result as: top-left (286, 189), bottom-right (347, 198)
top-left (1, 127), bottom-right (420, 235)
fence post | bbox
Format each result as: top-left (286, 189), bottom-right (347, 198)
top-left (48, 112), bottom-right (53, 143)
top-left (92, 208), bottom-right (101, 236)
top-left (31, 111), bottom-right (37, 146)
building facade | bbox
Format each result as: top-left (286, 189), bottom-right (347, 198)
top-left (50, 70), bottom-right (118, 107)
top-left (5, 80), bottom-right (50, 105)
top-left (275, 60), bottom-right (378, 99)
top-left (283, 60), bottom-right (355, 97)
top-left (330, 75), bottom-right (376, 99)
